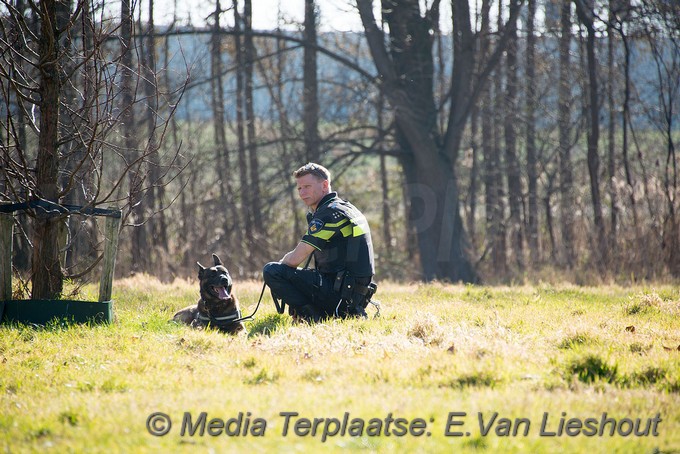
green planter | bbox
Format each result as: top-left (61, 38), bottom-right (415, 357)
top-left (1, 300), bottom-right (113, 325)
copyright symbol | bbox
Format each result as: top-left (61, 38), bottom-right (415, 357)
top-left (146, 412), bottom-right (172, 436)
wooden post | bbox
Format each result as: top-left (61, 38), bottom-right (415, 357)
top-left (1, 213), bottom-right (13, 318)
top-left (58, 215), bottom-right (69, 266)
top-left (98, 214), bottom-right (121, 302)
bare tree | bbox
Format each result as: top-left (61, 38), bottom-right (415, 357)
top-left (504, 0), bottom-right (524, 270)
top-left (140, 0), bottom-right (170, 274)
top-left (210, 0), bottom-right (239, 255)
top-left (233, 0), bottom-right (251, 253)
top-left (357, 0), bottom-right (521, 281)
top-left (303, 0), bottom-right (319, 161)
top-left (480, 0), bottom-right (507, 274)
top-left (640, 0), bottom-right (680, 275)
top-left (575, 0), bottom-right (607, 266)
top-left (606, 0), bottom-right (619, 256)
top-left (243, 0), bottom-right (263, 239)
top-left (0, 0), bottom-right (187, 297)
top-left (525, 0), bottom-right (540, 264)
top-left (32, 0), bottom-right (64, 298)
top-left (558, 0), bottom-right (575, 268)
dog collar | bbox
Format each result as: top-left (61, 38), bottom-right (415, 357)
top-left (196, 307), bottom-right (243, 323)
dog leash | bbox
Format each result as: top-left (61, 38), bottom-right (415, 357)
top-left (229, 281), bottom-right (268, 324)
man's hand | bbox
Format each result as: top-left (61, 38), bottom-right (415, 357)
top-left (281, 241), bottom-right (316, 268)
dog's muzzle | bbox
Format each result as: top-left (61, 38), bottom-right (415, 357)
top-left (212, 285), bottom-right (231, 300)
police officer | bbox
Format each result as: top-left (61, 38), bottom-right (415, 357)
top-left (263, 163), bottom-right (376, 322)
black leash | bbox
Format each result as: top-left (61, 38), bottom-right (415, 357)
top-left (230, 281), bottom-right (268, 324)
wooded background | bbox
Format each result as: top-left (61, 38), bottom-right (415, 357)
top-left (1, 0), bottom-right (678, 298)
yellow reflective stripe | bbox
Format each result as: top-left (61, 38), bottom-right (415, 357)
top-left (353, 225), bottom-right (365, 236)
top-left (324, 219), bottom-right (350, 228)
top-left (312, 229), bottom-right (335, 240)
top-left (340, 224), bottom-right (353, 237)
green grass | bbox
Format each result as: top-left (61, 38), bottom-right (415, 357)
top-left (1, 277), bottom-right (679, 453)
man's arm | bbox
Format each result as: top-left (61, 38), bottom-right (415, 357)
top-left (281, 241), bottom-right (316, 268)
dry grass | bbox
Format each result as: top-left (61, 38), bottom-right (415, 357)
top-left (0, 278), bottom-right (678, 453)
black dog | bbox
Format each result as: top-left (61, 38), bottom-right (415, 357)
top-left (173, 254), bottom-right (245, 334)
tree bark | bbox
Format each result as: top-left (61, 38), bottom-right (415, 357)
top-left (303, 0), bottom-right (320, 161)
top-left (575, 0), bottom-right (607, 266)
top-left (504, 0), bottom-right (524, 270)
top-left (359, 0), bottom-right (474, 281)
top-left (32, 0), bottom-right (64, 299)
top-left (141, 0), bottom-right (169, 274)
top-left (607, 4), bottom-right (618, 257)
top-left (211, 0), bottom-right (238, 252)
top-left (480, 0), bottom-right (506, 273)
top-left (526, 0), bottom-right (539, 264)
top-left (233, 0), bottom-right (252, 251)
top-left (358, 0), bottom-right (519, 281)
top-left (122, 0), bottom-right (147, 272)
top-left (619, 28), bottom-right (638, 231)
top-left (377, 92), bottom-right (392, 250)
top-left (483, 84), bottom-right (506, 273)
top-left (558, 0), bottom-right (575, 268)
top-left (244, 0), bottom-right (264, 249)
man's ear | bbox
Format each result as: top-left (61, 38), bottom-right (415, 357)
top-left (323, 179), bottom-right (330, 191)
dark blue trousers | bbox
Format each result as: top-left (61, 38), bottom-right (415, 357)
top-left (262, 262), bottom-right (344, 317)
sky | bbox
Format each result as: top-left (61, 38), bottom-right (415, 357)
top-left (148, 0), bottom-right (368, 31)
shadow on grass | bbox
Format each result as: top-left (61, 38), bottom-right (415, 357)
top-left (246, 313), bottom-right (289, 338)
top-left (566, 354), bottom-right (618, 384)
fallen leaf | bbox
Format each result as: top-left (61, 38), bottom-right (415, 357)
top-left (662, 346), bottom-right (673, 351)
top-left (625, 325), bottom-right (635, 333)
top-left (447, 344), bottom-right (456, 354)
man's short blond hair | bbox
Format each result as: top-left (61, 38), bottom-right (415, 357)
top-left (293, 162), bottom-right (331, 183)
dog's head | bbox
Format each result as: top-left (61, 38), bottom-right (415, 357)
top-left (197, 253), bottom-right (233, 304)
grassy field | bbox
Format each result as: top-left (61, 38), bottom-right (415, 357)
top-left (1, 277), bottom-right (679, 453)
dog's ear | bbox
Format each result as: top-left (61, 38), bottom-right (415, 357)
top-left (212, 253), bottom-right (223, 267)
top-left (197, 261), bottom-right (206, 277)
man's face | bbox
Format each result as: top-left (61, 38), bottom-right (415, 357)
top-left (296, 173), bottom-right (329, 209)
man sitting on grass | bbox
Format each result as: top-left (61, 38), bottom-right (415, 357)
top-left (263, 162), bottom-right (377, 322)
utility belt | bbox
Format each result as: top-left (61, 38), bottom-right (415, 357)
top-left (332, 270), bottom-right (377, 314)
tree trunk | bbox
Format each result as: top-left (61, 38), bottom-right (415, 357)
top-left (620, 31), bottom-right (638, 231)
top-left (575, 0), bottom-right (607, 266)
top-left (32, 0), bottom-right (64, 299)
top-left (303, 0), bottom-right (320, 162)
top-left (122, 0), bottom-right (146, 272)
top-left (143, 0), bottom-right (168, 274)
top-left (377, 92), bottom-right (392, 250)
top-left (244, 0), bottom-right (263, 238)
top-left (478, 0), bottom-right (506, 273)
top-left (359, 0), bottom-right (465, 281)
top-left (467, 103), bottom-right (479, 250)
top-left (558, 0), bottom-right (575, 268)
top-left (233, 0), bottom-right (252, 252)
top-left (504, 0), bottom-right (524, 270)
top-left (211, 0), bottom-right (237, 249)
top-left (607, 4), bottom-right (618, 257)
top-left (544, 171), bottom-right (558, 260)
top-left (358, 0), bottom-right (519, 281)
top-left (525, 0), bottom-right (539, 265)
